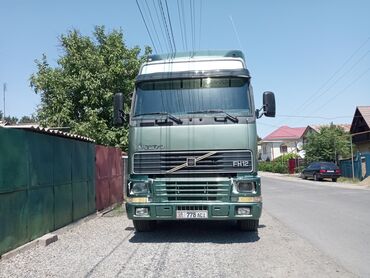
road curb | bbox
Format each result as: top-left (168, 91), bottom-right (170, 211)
top-left (1, 233), bottom-right (58, 260)
top-left (0, 212), bottom-right (100, 261)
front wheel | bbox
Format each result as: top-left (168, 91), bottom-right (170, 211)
top-left (238, 219), bottom-right (259, 231)
top-left (133, 220), bottom-right (156, 232)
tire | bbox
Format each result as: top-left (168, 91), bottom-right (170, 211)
top-left (238, 219), bottom-right (259, 231)
top-left (133, 220), bottom-right (156, 232)
top-left (302, 174), bottom-right (307, 180)
top-left (314, 173), bottom-right (319, 181)
top-left (332, 178), bottom-right (337, 182)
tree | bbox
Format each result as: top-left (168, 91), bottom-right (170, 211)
top-left (0, 110), bottom-right (37, 125)
top-left (3, 116), bottom-right (19, 125)
top-left (18, 114), bottom-right (38, 124)
top-left (30, 26), bottom-right (151, 149)
top-left (304, 124), bottom-right (351, 163)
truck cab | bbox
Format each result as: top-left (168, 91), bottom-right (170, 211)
top-left (114, 50), bottom-right (275, 231)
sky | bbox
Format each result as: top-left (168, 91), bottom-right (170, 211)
top-left (0, 0), bottom-right (369, 138)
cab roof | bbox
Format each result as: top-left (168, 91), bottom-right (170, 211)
top-left (147, 50), bottom-right (246, 63)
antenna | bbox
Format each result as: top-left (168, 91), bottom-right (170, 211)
top-left (229, 15), bottom-right (243, 50)
top-left (2, 83), bottom-right (6, 121)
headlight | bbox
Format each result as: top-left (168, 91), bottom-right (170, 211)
top-left (236, 181), bottom-right (256, 193)
top-left (130, 182), bottom-right (149, 194)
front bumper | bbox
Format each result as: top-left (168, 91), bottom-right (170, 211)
top-left (126, 201), bottom-right (262, 220)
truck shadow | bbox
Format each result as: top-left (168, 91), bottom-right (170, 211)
top-left (128, 220), bottom-right (261, 244)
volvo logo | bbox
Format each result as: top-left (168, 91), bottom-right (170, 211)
top-left (187, 157), bottom-right (196, 167)
top-left (233, 160), bottom-right (249, 167)
top-left (137, 144), bottom-right (164, 151)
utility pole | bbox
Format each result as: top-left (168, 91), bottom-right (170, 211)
top-left (350, 135), bottom-right (355, 181)
top-left (2, 83), bottom-right (6, 121)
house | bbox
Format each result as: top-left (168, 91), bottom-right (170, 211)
top-left (259, 125), bottom-right (315, 161)
top-left (350, 106), bottom-right (370, 153)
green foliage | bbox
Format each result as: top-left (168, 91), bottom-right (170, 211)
top-left (258, 161), bottom-right (289, 174)
top-left (303, 124), bottom-right (351, 163)
top-left (259, 153), bottom-right (301, 174)
top-left (18, 115), bottom-right (38, 124)
top-left (30, 26), bottom-right (151, 149)
top-left (274, 153), bottom-right (298, 162)
top-left (3, 116), bottom-right (18, 125)
top-left (0, 110), bottom-right (38, 125)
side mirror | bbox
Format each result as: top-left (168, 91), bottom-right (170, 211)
top-left (113, 92), bottom-right (124, 126)
top-left (262, 91), bottom-right (275, 117)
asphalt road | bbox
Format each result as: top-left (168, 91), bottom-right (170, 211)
top-left (261, 173), bottom-right (370, 278)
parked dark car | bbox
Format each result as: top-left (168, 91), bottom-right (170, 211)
top-left (301, 162), bottom-right (341, 182)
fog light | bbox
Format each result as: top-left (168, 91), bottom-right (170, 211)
top-left (135, 207), bottom-right (149, 216)
top-left (237, 207), bottom-right (251, 215)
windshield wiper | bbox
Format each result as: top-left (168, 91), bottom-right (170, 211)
top-left (134, 112), bottom-right (183, 124)
top-left (187, 110), bottom-right (239, 123)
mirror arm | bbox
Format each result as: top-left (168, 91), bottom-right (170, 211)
top-left (256, 105), bottom-right (266, 119)
top-left (119, 109), bottom-right (125, 121)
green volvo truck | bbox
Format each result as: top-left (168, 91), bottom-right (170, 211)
top-left (114, 50), bottom-right (275, 232)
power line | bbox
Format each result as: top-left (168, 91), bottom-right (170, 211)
top-left (177, 0), bottom-right (186, 51)
top-left (277, 114), bottom-right (353, 120)
top-left (299, 50), bottom-right (369, 115)
top-left (164, 0), bottom-right (176, 54)
top-left (180, 0), bottom-right (188, 52)
top-left (310, 67), bottom-right (370, 115)
top-left (158, 0), bottom-right (174, 55)
top-left (290, 37), bottom-right (370, 119)
top-left (136, 0), bottom-right (158, 53)
top-left (144, 0), bottom-right (163, 53)
top-left (192, 0), bottom-right (196, 53)
top-left (198, 0), bottom-right (202, 50)
top-left (152, 0), bottom-right (170, 53)
top-left (189, 0), bottom-right (195, 54)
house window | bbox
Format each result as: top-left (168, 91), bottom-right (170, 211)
top-left (262, 145), bottom-right (267, 155)
top-left (280, 144), bottom-right (287, 153)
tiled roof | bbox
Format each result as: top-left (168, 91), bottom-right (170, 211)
top-left (2, 124), bottom-right (95, 143)
top-left (262, 126), bottom-right (308, 141)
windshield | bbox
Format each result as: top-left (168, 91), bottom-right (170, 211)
top-left (133, 77), bottom-right (250, 116)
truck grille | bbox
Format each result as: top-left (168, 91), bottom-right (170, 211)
top-left (154, 180), bottom-right (230, 201)
top-left (133, 150), bottom-right (253, 174)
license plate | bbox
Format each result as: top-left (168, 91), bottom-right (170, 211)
top-left (176, 210), bottom-right (208, 219)
top-left (327, 170), bottom-right (334, 173)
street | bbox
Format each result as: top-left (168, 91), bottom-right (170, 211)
top-left (262, 173), bottom-right (370, 277)
top-left (0, 179), bottom-right (357, 278)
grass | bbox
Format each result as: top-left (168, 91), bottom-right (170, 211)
top-left (337, 177), bottom-right (361, 184)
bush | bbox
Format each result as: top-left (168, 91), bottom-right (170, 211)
top-left (272, 163), bottom-right (288, 174)
top-left (258, 161), bottom-right (273, 172)
top-left (295, 165), bottom-right (305, 174)
top-left (258, 161), bottom-right (288, 174)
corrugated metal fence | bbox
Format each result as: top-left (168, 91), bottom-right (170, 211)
top-left (339, 152), bottom-right (370, 180)
top-left (0, 127), bottom-right (96, 256)
top-left (95, 146), bottom-right (123, 211)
